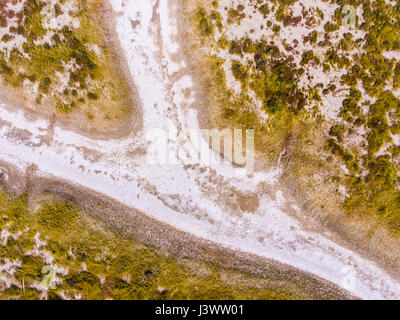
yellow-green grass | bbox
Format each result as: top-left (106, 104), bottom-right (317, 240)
top-left (0, 187), bottom-right (310, 300)
top-left (0, 0), bottom-right (134, 133)
top-left (185, 0), bottom-right (400, 234)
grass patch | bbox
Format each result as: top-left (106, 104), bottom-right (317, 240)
top-left (0, 0), bottom-right (133, 130)
top-left (0, 187), bottom-right (307, 300)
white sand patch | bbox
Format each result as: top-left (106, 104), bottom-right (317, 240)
top-left (0, 258), bottom-right (21, 291)
top-left (41, 0), bottom-right (80, 30)
top-left (22, 79), bottom-right (39, 98)
top-left (1, 229), bottom-right (11, 247)
top-left (338, 185), bottom-right (347, 197)
top-left (391, 133), bottom-right (400, 146)
top-left (0, 258), bottom-right (21, 276)
top-left (1, 228), bottom-right (22, 246)
top-left (345, 125), bottom-right (368, 156)
top-left (0, 34), bottom-right (28, 59)
top-left (34, 31), bottom-right (56, 46)
top-left (86, 44), bottom-right (102, 57)
top-left (5, 0), bottom-right (26, 13)
top-left (382, 51), bottom-right (400, 61)
top-left (375, 143), bottom-right (392, 158)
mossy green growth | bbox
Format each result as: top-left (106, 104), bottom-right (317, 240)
top-left (0, 187), bottom-right (304, 300)
top-left (231, 60), bottom-right (248, 85)
top-left (318, 0), bottom-right (400, 230)
top-left (191, 0), bottom-right (400, 236)
top-left (191, 3), bottom-right (323, 166)
top-left (301, 50), bottom-right (320, 66)
top-left (227, 6), bottom-right (246, 25)
top-left (0, 0), bottom-right (132, 126)
top-left (196, 7), bottom-right (214, 37)
top-left (38, 201), bottom-right (78, 231)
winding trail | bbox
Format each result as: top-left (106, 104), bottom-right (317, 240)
top-left (0, 0), bottom-right (399, 299)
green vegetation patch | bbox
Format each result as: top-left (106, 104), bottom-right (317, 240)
top-left (0, 188), bottom-right (306, 300)
top-left (0, 0), bottom-right (132, 126)
top-left (190, 0), bottom-right (400, 234)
